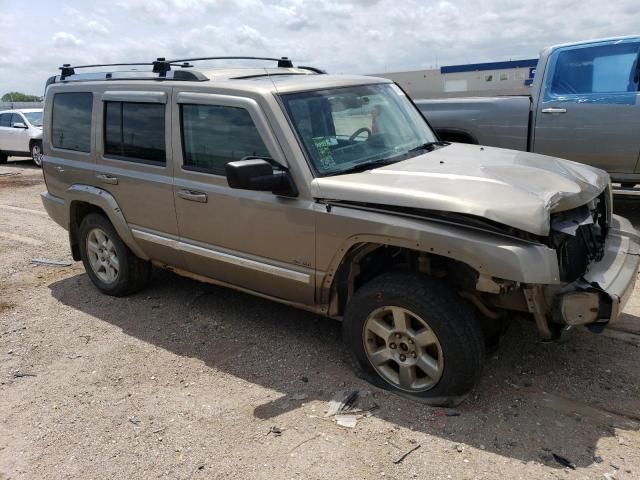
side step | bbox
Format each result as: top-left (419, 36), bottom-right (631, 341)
top-left (612, 187), bottom-right (640, 197)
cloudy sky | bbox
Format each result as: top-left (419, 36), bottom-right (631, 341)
top-left (0, 0), bottom-right (637, 96)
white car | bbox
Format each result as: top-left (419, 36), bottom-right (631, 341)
top-left (0, 108), bottom-right (44, 167)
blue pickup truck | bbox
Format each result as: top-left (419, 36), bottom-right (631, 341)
top-left (417, 36), bottom-right (640, 194)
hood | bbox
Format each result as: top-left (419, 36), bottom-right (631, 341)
top-left (310, 143), bottom-right (609, 236)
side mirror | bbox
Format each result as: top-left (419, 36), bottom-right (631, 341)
top-left (225, 159), bottom-right (297, 197)
top-left (13, 122), bottom-right (27, 129)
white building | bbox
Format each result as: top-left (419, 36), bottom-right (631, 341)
top-left (370, 59), bottom-right (538, 99)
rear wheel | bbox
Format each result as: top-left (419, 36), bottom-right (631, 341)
top-left (343, 273), bottom-right (485, 406)
top-left (30, 141), bottom-right (43, 167)
top-left (78, 213), bottom-right (151, 296)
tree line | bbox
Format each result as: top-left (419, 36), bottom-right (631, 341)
top-left (1, 92), bottom-right (43, 102)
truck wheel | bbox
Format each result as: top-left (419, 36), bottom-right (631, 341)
top-left (30, 141), bottom-right (43, 167)
top-left (343, 273), bottom-right (485, 406)
top-left (78, 213), bottom-right (151, 296)
top-left (0, 152), bottom-right (7, 164)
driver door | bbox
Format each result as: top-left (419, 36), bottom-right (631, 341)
top-left (170, 91), bottom-right (316, 304)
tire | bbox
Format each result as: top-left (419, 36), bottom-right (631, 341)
top-left (343, 272), bottom-right (485, 406)
top-left (78, 213), bottom-right (151, 296)
top-left (30, 141), bottom-right (43, 167)
top-left (0, 152), bottom-right (7, 164)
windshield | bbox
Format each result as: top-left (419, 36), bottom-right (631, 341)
top-left (281, 83), bottom-right (438, 176)
top-left (23, 111), bottom-right (43, 127)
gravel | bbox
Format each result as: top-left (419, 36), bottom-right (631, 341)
top-left (1, 160), bottom-right (640, 479)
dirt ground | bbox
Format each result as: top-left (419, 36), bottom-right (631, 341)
top-left (1, 159), bottom-right (640, 480)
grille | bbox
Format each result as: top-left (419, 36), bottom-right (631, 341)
top-left (552, 192), bottom-right (608, 282)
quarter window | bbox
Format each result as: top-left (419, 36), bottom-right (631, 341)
top-left (52, 92), bottom-right (93, 152)
top-left (181, 104), bottom-right (271, 174)
top-left (104, 102), bottom-right (166, 164)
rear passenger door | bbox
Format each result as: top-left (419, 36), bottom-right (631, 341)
top-left (533, 38), bottom-right (640, 173)
top-left (170, 92), bottom-right (315, 304)
top-left (95, 89), bottom-right (185, 268)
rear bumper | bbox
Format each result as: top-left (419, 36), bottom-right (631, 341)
top-left (553, 214), bottom-right (639, 327)
top-left (41, 191), bottom-right (68, 230)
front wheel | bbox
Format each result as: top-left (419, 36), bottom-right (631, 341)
top-left (343, 273), bottom-right (485, 406)
top-left (0, 152), bottom-right (7, 164)
top-left (30, 141), bottom-right (43, 167)
top-left (78, 213), bottom-right (151, 296)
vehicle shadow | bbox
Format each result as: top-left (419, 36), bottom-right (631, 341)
top-left (48, 269), bottom-right (640, 469)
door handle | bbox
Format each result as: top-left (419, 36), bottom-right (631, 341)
top-left (178, 189), bottom-right (208, 203)
top-left (96, 173), bottom-right (119, 185)
top-left (541, 108), bottom-right (567, 114)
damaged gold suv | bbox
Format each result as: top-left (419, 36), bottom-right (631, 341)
top-left (40, 57), bottom-right (640, 405)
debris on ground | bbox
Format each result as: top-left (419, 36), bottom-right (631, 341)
top-left (392, 444), bottom-right (421, 464)
top-left (455, 444), bottom-right (464, 453)
top-left (266, 426), bottom-right (282, 437)
top-left (335, 414), bottom-right (357, 428)
top-left (290, 393), bottom-right (307, 401)
top-left (12, 372), bottom-right (37, 378)
top-left (324, 390), bottom-right (379, 428)
top-left (0, 172), bottom-right (20, 177)
top-left (31, 258), bottom-right (72, 267)
top-left (552, 453), bottom-right (577, 470)
top-left (445, 409), bottom-right (461, 417)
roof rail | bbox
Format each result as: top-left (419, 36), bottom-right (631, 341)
top-left (59, 59), bottom-right (195, 79)
top-left (165, 56), bottom-right (295, 68)
top-left (49, 55), bottom-right (324, 88)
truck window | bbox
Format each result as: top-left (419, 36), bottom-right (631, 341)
top-left (52, 92), bottom-right (93, 152)
top-left (550, 42), bottom-right (640, 95)
top-left (180, 104), bottom-right (271, 175)
top-left (104, 102), bottom-right (166, 164)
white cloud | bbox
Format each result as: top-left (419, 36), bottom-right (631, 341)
top-left (52, 31), bottom-right (83, 47)
top-left (1, 0), bottom-right (639, 95)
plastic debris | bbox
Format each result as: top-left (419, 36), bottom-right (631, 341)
top-left (335, 414), bottom-right (357, 428)
top-left (31, 258), bottom-right (72, 267)
top-left (552, 453), bottom-right (577, 470)
top-left (266, 426), bottom-right (282, 437)
top-left (324, 390), bottom-right (378, 428)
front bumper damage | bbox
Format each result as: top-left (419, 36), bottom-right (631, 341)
top-left (551, 214), bottom-right (640, 330)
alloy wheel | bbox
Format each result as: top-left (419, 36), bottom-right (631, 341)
top-left (31, 143), bottom-right (43, 166)
top-left (363, 306), bottom-right (444, 392)
top-left (86, 227), bottom-right (120, 284)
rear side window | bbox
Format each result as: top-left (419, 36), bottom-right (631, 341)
top-left (180, 104), bottom-right (270, 174)
top-left (0, 113), bottom-right (10, 127)
top-left (52, 92), bottom-right (93, 152)
top-left (104, 102), bottom-right (165, 164)
top-left (550, 42), bottom-right (640, 95)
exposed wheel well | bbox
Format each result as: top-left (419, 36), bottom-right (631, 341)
top-left (435, 128), bottom-right (479, 145)
top-left (329, 243), bottom-right (480, 317)
top-left (69, 201), bottom-right (107, 260)
top-left (28, 139), bottom-right (42, 150)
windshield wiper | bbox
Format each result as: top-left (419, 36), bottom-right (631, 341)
top-left (335, 158), bottom-right (400, 175)
top-left (407, 141), bottom-right (450, 153)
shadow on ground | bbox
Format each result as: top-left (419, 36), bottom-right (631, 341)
top-left (48, 268), bottom-right (640, 470)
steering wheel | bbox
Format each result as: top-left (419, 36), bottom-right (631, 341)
top-left (348, 127), bottom-right (372, 142)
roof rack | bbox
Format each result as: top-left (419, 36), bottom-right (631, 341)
top-left (49, 56), bottom-right (324, 87)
